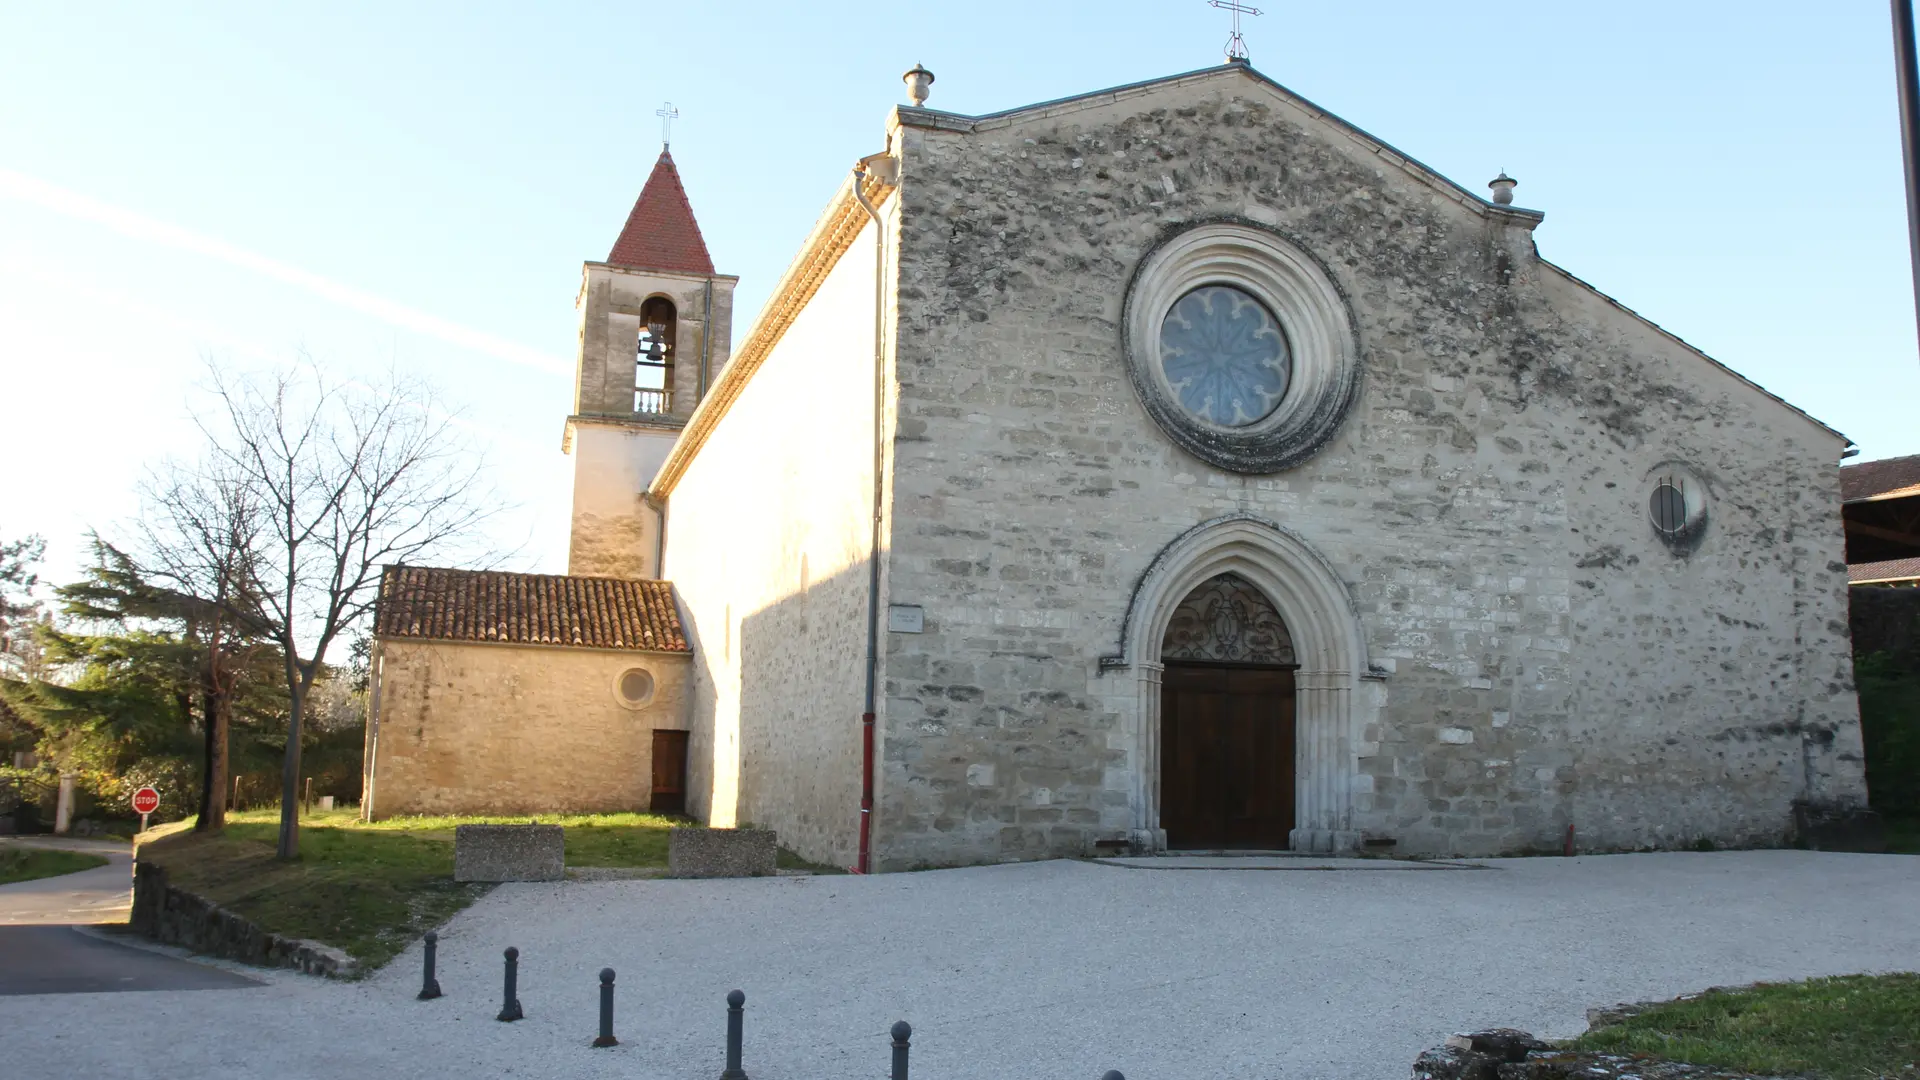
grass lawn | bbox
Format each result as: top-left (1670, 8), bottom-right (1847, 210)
top-left (137, 808), bottom-right (691, 972)
top-left (1568, 973), bottom-right (1920, 1079)
top-left (0, 846), bottom-right (110, 885)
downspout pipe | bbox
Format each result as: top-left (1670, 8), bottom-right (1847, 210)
top-left (850, 153), bottom-right (893, 874)
top-left (1896, 0), bottom-right (1920, 357)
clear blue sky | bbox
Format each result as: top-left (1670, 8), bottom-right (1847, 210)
top-left (3, 1), bottom-right (1917, 588)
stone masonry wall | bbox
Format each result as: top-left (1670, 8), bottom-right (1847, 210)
top-left (662, 206), bottom-right (895, 868)
top-left (365, 639), bottom-right (689, 818)
top-left (871, 69), bottom-right (1865, 867)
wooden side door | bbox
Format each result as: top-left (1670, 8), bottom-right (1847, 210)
top-left (650, 729), bottom-right (689, 816)
top-left (1161, 664), bottom-right (1296, 849)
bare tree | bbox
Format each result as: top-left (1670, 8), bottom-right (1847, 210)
top-left (197, 361), bottom-right (495, 858)
top-left (129, 452), bottom-right (274, 831)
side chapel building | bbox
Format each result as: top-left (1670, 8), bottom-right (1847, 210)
top-left (364, 61), bottom-right (1871, 869)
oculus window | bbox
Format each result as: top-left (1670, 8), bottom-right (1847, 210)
top-left (613, 667), bottom-right (656, 709)
top-left (1159, 285), bottom-right (1292, 428)
top-left (1642, 462), bottom-right (1710, 553)
top-left (1124, 221), bottom-right (1358, 473)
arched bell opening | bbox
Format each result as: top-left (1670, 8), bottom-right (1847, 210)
top-left (635, 296), bottom-right (678, 415)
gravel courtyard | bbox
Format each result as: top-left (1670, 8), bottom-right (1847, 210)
top-left (1, 851), bottom-right (1915, 1080)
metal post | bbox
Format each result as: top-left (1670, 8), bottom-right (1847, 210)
top-left (720, 989), bottom-right (747, 1079)
top-left (593, 968), bottom-right (617, 1047)
top-left (497, 947), bottom-right (523, 1022)
top-left (1103, 1073), bottom-right (1127, 1080)
top-left (417, 931), bottom-right (443, 1000)
top-left (1895, 0), bottom-right (1920, 352)
top-left (889, 1020), bottom-right (911, 1080)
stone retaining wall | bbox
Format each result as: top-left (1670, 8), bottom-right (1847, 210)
top-left (1414, 1029), bottom-right (1784, 1080)
top-left (129, 859), bottom-right (354, 978)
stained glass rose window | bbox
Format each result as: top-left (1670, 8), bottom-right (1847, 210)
top-left (1122, 222), bottom-right (1357, 473)
top-left (1157, 285), bottom-right (1291, 427)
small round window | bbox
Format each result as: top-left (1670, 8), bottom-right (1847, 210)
top-left (1643, 464), bottom-right (1709, 552)
top-left (614, 667), bottom-right (655, 709)
top-left (1649, 481), bottom-right (1687, 535)
top-left (1158, 285), bottom-right (1292, 428)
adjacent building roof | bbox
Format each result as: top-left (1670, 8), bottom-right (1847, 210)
top-left (374, 566), bottom-right (690, 653)
top-left (607, 149), bottom-right (716, 275)
top-left (1840, 453), bottom-right (1920, 503)
top-left (1848, 557), bottom-right (1920, 586)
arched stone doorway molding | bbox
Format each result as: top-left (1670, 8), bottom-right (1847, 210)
top-left (1106, 513), bottom-right (1368, 853)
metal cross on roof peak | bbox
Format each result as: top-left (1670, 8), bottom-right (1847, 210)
top-left (656, 102), bottom-right (679, 148)
top-left (1208, 0), bottom-right (1263, 62)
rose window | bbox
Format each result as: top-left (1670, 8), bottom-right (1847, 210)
top-left (1158, 285), bottom-right (1292, 427)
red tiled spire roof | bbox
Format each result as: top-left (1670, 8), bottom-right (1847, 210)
top-left (606, 149), bottom-right (715, 275)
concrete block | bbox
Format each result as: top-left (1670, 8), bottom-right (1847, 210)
top-left (454, 824), bottom-right (565, 882)
top-left (669, 827), bottom-right (776, 878)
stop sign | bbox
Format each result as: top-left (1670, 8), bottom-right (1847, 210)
top-left (131, 787), bottom-right (160, 815)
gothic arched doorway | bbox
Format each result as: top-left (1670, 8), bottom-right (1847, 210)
top-left (1159, 572), bottom-right (1297, 849)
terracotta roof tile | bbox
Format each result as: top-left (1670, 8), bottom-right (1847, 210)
top-left (374, 566), bottom-right (689, 653)
top-left (1849, 557), bottom-right (1920, 585)
top-left (607, 149), bottom-right (715, 275)
top-left (1840, 453), bottom-right (1920, 503)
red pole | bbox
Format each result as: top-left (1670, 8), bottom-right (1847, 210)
top-left (856, 712), bottom-right (875, 874)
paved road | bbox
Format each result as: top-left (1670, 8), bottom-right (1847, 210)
top-left (0, 926), bottom-right (260, 995)
top-left (0, 849), bottom-right (1912, 1079)
top-left (0, 836), bottom-right (261, 995)
top-left (0, 836), bottom-right (136, 926)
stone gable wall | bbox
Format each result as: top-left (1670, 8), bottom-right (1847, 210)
top-left (364, 639), bottom-right (689, 818)
top-left (871, 74), bottom-right (1864, 866)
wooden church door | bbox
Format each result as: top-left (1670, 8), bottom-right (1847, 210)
top-left (1161, 665), bottom-right (1296, 848)
top-left (650, 729), bottom-right (689, 815)
top-left (1158, 574), bottom-right (1298, 850)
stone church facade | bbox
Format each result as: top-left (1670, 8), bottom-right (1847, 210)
top-left (368, 61), bottom-right (1869, 869)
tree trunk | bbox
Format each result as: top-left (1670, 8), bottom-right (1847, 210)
top-left (194, 672), bottom-right (231, 831)
top-left (275, 666), bottom-right (306, 859)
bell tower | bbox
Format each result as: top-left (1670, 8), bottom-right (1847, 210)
top-left (564, 142), bottom-right (737, 579)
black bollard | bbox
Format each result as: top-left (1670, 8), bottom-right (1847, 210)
top-left (1102, 1073), bottom-right (1126, 1080)
top-left (719, 989), bottom-right (747, 1079)
top-left (497, 947), bottom-right (523, 1022)
top-left (416, 931), bottom-right (443, 1000)
top-left (889, 1020), bottom-right (912, 1080)
top-left (592, 968), bottom-right (617, 1047)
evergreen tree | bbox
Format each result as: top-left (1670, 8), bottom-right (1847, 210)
top-left (52, 538), bottom-right (277, 829)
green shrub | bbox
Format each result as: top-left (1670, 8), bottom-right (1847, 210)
top-left (1856, 652), bottom-right (1920, 820)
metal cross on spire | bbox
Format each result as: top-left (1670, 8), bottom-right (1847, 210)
top-left (656, 101), bottom-right (680, 148)
top-left (1208, 0), bottom-right (1263, 62)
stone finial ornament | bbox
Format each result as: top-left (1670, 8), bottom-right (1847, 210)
top-left (1489, 171), bottom-right (1518, 206)
top-left (903, 63), bottom-right (934, 106)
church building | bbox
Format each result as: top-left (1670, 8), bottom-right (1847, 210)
top-left (364, 60), bottom-right (1871, 870)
